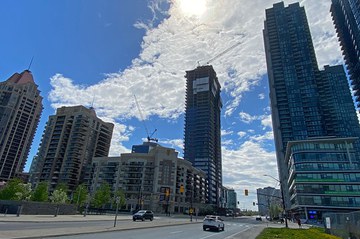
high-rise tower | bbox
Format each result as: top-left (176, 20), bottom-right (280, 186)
top-left (0, 70), bottom-right (43, 181)
top-left (30, 105), bottom-right (113, 192)
top-left (331, 0), bottom-right (360, 109)
top-left (264, 2), bottom-right (360, 218)
top-left (184, 65), bottom-right (222, 206)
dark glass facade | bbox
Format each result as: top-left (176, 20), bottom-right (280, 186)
top-left (286, 138), bottom-right (360, 221)
top-left (264, 2), bottom-right (360, 219)
top-left (184, 65), bottom-right (222, 206)
top-left (264, 2), bottom-right (325, 210)
top-left (331, 0), bottom-right (360, 109)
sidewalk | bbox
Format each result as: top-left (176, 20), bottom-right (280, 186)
top-left (263, 219), bottom-right (312, 229)
top-left (0, 214), bottom-right (200, 238)
top-left (0, 213), bottom-right (128, 222)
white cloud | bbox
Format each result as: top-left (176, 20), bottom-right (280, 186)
top-left (49, 0), bottom-right (340, 123)
top-left (222, 139), bottom-right (234, 146)
top-left (258, 93), bottom-right (265, 100)
top-left (239, 112), bottom-right (259, 124)
top-left (47, 0), bottom-right (343, 208)
top-left (261, 114), bottom-right (273, 130)
top-left (249, 131), bottom-right (274, 142)
top-left (239, 112), bottom-right (272, 129)
top-left (222, 140), bottom-right (278, 193)
top-left (221, 129), bottom-right (233, 136)
top-left (237, 131), bottom-right (247, 138)
top-left (160, 138), bottom-right (183, 152)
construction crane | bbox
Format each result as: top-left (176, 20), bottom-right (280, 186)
top-left (198, 41), bottom-right (243, 67)
top-left (133, 95), bottom-right (158, 143)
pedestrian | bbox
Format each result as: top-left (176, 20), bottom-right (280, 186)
top-left (297, 217), bottom-right (302, 228)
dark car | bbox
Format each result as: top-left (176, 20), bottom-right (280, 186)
top-left (132, 210), bottom-right (154, 221)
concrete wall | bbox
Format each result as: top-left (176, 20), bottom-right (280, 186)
top-left (0, 200), bottom-right (76, 215)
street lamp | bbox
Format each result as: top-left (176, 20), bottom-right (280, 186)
top-left (263, 174), bottom-right (288, 228)
top-left (114, 196), bottom-right (120, 227)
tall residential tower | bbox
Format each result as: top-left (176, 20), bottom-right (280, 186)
top-left (331, 0), bottom-right (360, 109)
top-left (184, 65), bottom-right (222, 206)
top-left (264, 2), bottom-right (360, 219)
top-left (0, 70), bottom-right (43, 181)
top-left (30, 105), bottom-right (113, 192)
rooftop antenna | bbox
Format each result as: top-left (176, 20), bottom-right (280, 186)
top-left (90, 94), bottom-right (95, 110)
top-left (27, 56), bottom-right (34, 71)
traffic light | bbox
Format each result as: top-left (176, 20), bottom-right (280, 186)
top-left (180, 184), bottom-right (184, 193)
top-left (244, 189), bottom-right (248, 196)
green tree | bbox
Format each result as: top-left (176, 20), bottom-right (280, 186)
top-left (269, 203), bottom-right (282, 219)
top-left (112, 189), bottom-right (126, 208)
top-left (73, 184), bottom-right (88, 207)
top-left (50, 189), bottom-right (68, 204)
top-left (15, 183), bottom-right (32, 201)
top-left (0, 178), bottom-right (25, 200)
top-left (55, 182), bottom-right (68, 192)
top-left (31, 182), bottom-right (49, 202)
top-left (91, 182), bottom-right (111, 208)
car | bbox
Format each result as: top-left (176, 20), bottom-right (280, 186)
top-left (256, 216), bottom-right (262, 221)
top-left (132, 210), bottom-right (154, 221)
top-left (203, 215), bottom-right (225, 231)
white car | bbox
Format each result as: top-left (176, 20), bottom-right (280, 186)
top-left (203, 215), bottom-right (225, 231)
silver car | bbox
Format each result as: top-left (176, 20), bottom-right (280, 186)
top-left (203, 215), bottom-right (225, 231)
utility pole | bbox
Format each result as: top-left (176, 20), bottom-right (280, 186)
top-left (190, 173), bottom-right (193, 222)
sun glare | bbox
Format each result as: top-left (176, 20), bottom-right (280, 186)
top-left (178, 0), bottom-right (206, 18)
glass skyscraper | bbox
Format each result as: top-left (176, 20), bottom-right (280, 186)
top-left (184, 65), bottom-right (222, 206)
top-left (331, 0), bottom-right (360, 109)
top-left (264, 2), bottom-right (360, 220)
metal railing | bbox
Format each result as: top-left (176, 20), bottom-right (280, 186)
top-left (323, 210), bottom-right (360, 239)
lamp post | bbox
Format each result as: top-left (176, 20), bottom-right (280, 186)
top-left (114, 196), bottom-right (120, 227)
top-left (264, 174), bottom-right (288, 228)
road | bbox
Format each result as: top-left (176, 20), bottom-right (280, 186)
top-left (41, 218), bottom-right (266, 239)
top-left (0, 216), bottom-right (192, 231)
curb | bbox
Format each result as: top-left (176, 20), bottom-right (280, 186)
top-left (15, 221), bottom-right (203, 239)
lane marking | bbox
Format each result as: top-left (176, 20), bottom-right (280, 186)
top-left (224, 226), bottom-right (253, 239)
top-left (170, 231), bottom-right (183, 234)
top-left (200, 233), bottom-right (222, 239)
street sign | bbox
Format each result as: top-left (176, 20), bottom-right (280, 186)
top-left (325, 217), bottom-right (331, 229)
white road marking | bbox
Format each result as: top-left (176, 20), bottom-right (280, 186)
top-left (200, 233), bottom-right (222, 239)
top-left (170, 231), bottom-right (183, 234)
top-left (224, 226), bottom-right (252, 239)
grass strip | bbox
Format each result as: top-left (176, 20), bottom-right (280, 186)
top-left (256, 227), bottom-right (341, 239)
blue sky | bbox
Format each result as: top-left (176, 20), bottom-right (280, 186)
top-left (0, 0), bottom-right (344, 209)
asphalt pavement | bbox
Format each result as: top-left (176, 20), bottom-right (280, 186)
top-left (0, 214), bottom-right (200, 238)
top-left (0, 214), bottom-right (310, 239)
